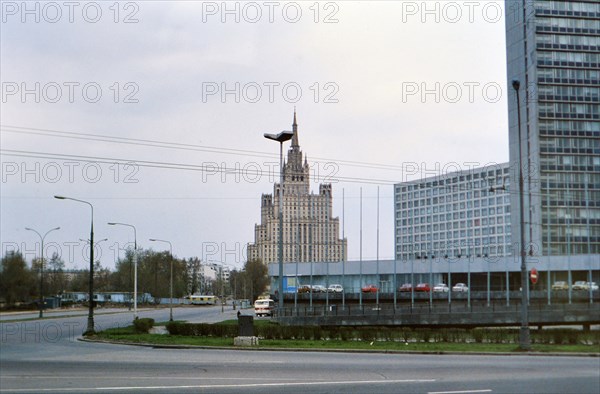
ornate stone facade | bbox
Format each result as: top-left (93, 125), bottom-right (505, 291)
top-left (248, 113), bottom-right (347, 264)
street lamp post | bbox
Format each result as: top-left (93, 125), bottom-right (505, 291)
top-left (25, 226), bottom-right (60, 318)
top-left (54, 195), bottom-right (95, 335)
top-left (215, 263), bottom-right (231, 313)
top-left (108, 222), bottom-right (138, 319)
top-left (512, 80), bottom-right (531, 350)
top-left (149, 238), bottom-right (173, 321)
top-left (221, 265), bottom-right (225, 313)
top-left (264, 129), bottom-right (294, 312)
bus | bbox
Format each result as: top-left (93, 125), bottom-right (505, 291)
top-left (187, 295), bottom-right (217, 305)
top-left (254, 299), bottom-right (275, 317)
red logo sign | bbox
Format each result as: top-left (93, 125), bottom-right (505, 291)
top-left (530, 268), bottom-right (538, 284)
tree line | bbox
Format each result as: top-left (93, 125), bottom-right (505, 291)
top-left (0, 249), bottom-right (268, 309)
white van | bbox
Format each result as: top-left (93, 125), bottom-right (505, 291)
top-left (254, 299), bottom-right (275, 317)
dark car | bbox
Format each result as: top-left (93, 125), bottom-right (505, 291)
top-left (398, 283), bottom-right (413, 292)
top-left (297, 285), bottom-right (311, 294)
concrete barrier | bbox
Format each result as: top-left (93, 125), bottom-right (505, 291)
top-left (234, 336), bottom-right (259, 346)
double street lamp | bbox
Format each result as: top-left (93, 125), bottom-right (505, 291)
top-left (149, 238), bottom-right (173, 321)
top-left (264, 130), bottom-right (294, 312)
top-left (25, 226), bottom-right (60, 318)
top-left (108, 222), bottom-right (138, 319)
top-left (54, 195), bottom-right (95, 335)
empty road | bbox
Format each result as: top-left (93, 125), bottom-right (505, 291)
top-left (1, 306), bottom-right (599, 393)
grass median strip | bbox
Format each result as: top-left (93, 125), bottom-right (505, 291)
top-left (92, 322), bottom-right (600, 354)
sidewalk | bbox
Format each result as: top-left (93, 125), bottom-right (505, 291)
top-left (0, 307), bottom-right (149, 322)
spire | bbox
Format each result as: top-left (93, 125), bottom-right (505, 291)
top-left (291, 108), bottom-right (299, 148)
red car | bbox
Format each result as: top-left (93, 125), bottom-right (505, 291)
top-left (361, 284), bottom-right (378, 293)
top-left (415, 283), bottom-right (431, 292)
top-left (398, 283), bottom-right (413, 292)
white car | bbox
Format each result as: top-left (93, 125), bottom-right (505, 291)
top-left (452, 283), bottom-right (469, 292)
top-left (328, 284), bottom-right (344, 293)
top-left (312, 285), bottom-right (327, 293)
top-left (573, 281), bottom-right (588, 290)
top-left (433, 283), bottom-right (449, 293)
top-left (587, 282), bottom-right (599, 291)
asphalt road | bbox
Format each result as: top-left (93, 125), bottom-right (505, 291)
top-left (1, 306), bottom-right (599, 394)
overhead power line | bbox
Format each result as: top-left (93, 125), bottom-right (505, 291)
top-left (0, 149), bottom-right (400, 186)
top-left (1, 124), bottom-right (421, 172)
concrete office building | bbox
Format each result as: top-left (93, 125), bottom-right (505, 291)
top-left (505, 0), bottom-right (599, 259)
top-left (248, 113), bottom-right (347, 265)
top-left (394, 164), bottom-right (513, 262)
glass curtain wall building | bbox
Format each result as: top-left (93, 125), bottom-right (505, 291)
top-left (505, 0), bottom-right (599, 261)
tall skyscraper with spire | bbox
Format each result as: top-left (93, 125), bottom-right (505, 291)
top-left (248, 112), bottom-right (347, 264)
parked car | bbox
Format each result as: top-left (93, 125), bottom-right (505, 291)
top-left (551, 281), bottom-right (568, 291)
top-left (587, 282), bottom-right (599, 291)
top-left (415, 283), bottom-right (431, 292)
top-left (297, 285), bottom-right (311, 294)
top-left (328, 284), bottom-right (344, 293)
top-left (398, 283), bottom-right (413, 292)
top-left (433, 283), bottom-right (449, 293)
top-left (452, 283), bottom-right (469, 292)
top-left (312, 285), bottom-right (327, 293)
top-left (361, 284), bottom-right (378, 293)
top-left (573, 281), bottom-right (588, 290)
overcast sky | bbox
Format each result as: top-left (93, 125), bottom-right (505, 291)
top-left (1, 1), bottom-right (510, 271)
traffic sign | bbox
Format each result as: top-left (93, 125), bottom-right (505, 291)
top-left (530, 268), bottom-right (538, 284)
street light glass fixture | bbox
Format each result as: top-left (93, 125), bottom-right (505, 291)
top-left (149, 238), bottom-right (174, 321)
top-left (264, 130), bottom-right (294, 313)
top-left (54, 194), bottom-right (95, 335)
top-left (108, 222), bottom-right (138, 319)
top-left (25, 226), bottom-right (60, 318)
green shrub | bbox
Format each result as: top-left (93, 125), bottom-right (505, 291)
top-left (418, 329), bottom-right (432, 343)
top-left (472, 328), bottom-right (485, 343)
top-left (133, 318), bottom-right (154, 333)
top-left (166, 321), bottom-right (182, 335)
top-left (257, 325), bottom-right (279, 340)
top-left (340, 328), bottom-right (350, 341)
top-left (166, 322), bottom-right (237, 337)
top-left (359, 328), bottom-right (376, 342)
top-left (327, 326), bottom-right (341, 341)
top-left (401, 329), bottom-right (412, 342)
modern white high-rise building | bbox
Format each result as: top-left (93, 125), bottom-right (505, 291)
top-left (505, 0), bottom-right (599, 259)
top-left (394, 164), bottom-right (513, 261)
top-left (248, 113), bottom-right (347, 265)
